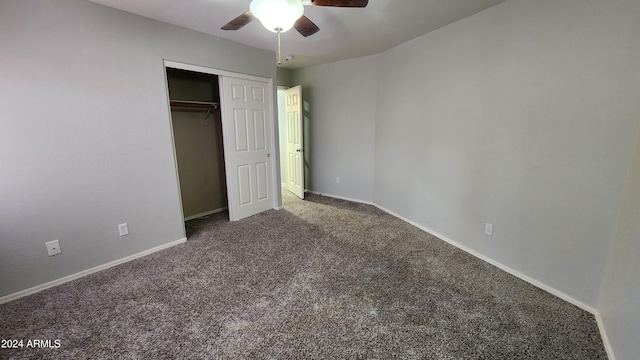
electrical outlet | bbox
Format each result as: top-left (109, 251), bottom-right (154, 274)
top-left (336, 177), bottom-right (341, 184)
top-left (46, 240), bottom-right (61, 256)
top-left (118, 223), bottom-right (129, 237)
top-left (485, 223), bottom-right (494, 236)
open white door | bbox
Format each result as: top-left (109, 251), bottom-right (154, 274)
top-left (285, 85), bottom-right (304, 199)
top-left (220, 76), bottom-right (274, 221)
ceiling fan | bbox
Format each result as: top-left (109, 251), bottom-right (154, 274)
top-left (221, 0), bottom-right (369, 38)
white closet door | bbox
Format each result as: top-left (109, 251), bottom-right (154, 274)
top-left (220, 76), bottom-right (274, 221)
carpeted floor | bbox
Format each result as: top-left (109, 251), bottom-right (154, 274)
top-left (0, 192), bottom-right (607, 359)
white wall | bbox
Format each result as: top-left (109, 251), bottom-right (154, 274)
top-left (277, 68), bottom-right (293, 88)
top-left (598, 122), bottom-right (640, 360)
top-left (0, 0), bottom-right (276, 297)
top-left (292, 55), bottom-right (378, 202)
top-left (374, 0), bottom-right (640, 309)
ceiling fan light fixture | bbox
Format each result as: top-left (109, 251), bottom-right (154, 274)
top-left (250, 0), bottom-right (304, 33)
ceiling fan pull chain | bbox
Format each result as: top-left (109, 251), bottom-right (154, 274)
top-left (277, 28), bottom-right (283, 66)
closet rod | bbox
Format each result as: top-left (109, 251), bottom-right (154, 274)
top-left (170, 100), bottom-right (219, 109)
top-left (170, 100), bottom-right (219, 118)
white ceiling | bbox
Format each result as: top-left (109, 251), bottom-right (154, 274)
top-left (89, 0), bottom-right (506, 69)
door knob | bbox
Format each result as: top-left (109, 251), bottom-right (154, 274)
top-left (296, 149), bottom-right (303, 152)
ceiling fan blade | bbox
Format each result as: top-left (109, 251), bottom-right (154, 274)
top-left (294, 16), bottom-right (320, 37)
top-left (221, 11), bottom-right (255, 30)
top-left (311, 0), bottom-right (368, 7)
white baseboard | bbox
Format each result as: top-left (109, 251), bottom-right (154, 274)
top-left (1, 190), bottom-right (613, 359)
top-left (306, 190), bottom-right (374, 206)
top-left (184, 207), bottom-right (227, 221)
top-left (307, 190), bottom-right (596, 314)
top-left (595, 312), bottom-right (616, 360)
top-left (0, 238), bottom-right (187, 304)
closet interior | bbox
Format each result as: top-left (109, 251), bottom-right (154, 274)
top-left (166, 68), bottom-right (227, 222)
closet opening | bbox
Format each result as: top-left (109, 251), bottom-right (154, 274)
top-left (166, 68), bottom-right (228, 232)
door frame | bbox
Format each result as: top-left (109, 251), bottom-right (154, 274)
top-left (163, 60), bottom-right (281, 228)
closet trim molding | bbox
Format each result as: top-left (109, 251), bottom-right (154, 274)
top-left (164, 60), bottom-right (270, 83)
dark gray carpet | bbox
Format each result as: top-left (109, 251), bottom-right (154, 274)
top-left (0, 192), bottom-right (607, 359)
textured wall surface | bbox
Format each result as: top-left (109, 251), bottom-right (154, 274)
top-left (599, 122), bottom-right (640, 360)
top-left (293, 55), bottom-right (378, 202)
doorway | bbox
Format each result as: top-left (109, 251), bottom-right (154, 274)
top-left (278, 85), bottom-right (305, 200)
top-left (166, 68), bottom-right (227, 222)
